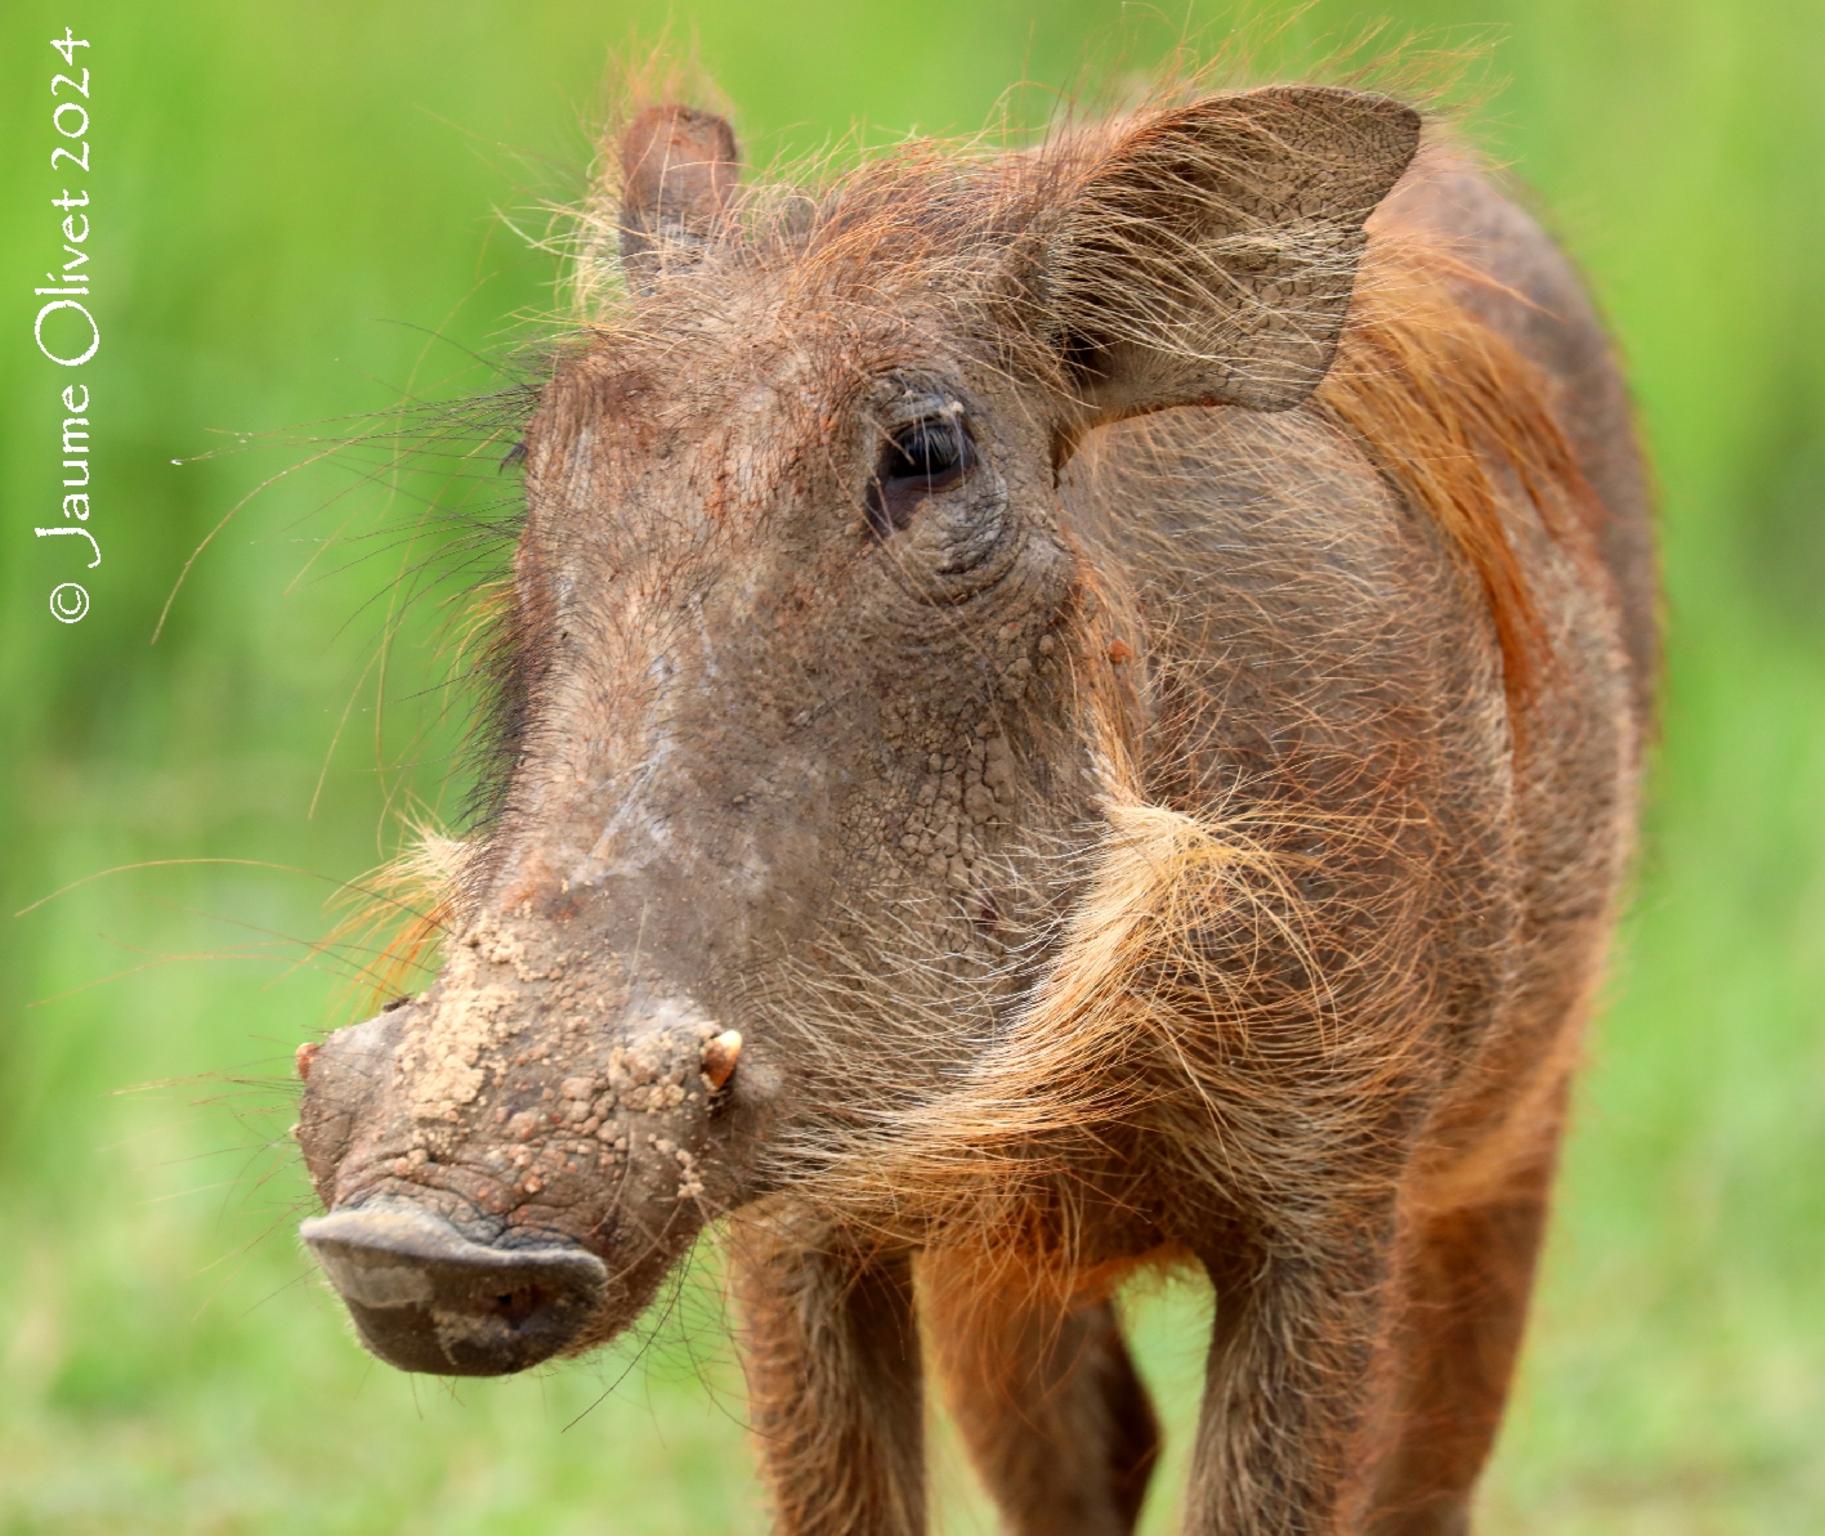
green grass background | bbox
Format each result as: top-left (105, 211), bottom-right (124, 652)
top-left (2, 2), bottom-right (1820, 1532)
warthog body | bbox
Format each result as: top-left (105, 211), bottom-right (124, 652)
top-left (297, 79), bottom-right (1654, 1535)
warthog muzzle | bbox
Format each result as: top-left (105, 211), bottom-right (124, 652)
top-left (302, 1203), bottom-right (608, 1375)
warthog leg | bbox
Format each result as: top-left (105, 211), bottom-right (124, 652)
top-left (923, 1254), bottom-right (1160, 1536)
top-left (1365, 1128), bottom-right (1564, 1535)
top-left (730, 1206), bottom-right (925, 1536)
top-left (1181, 1219), bottom-right (1405, 1535)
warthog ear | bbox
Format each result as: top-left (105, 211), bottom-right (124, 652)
top-left (1035, 86), bottom-right (1420, 419)
top-left (617, 104), bottom-right (740, 290)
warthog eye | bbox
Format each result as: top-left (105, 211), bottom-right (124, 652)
top-left (867, 411), bottom-right (976, 535)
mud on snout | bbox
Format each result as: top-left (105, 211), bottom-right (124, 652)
top-left (294, 917), bottom-right (753, 1376)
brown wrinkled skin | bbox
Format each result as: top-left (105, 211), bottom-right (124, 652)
top-left (297, 83), bottom-right (1655, 1535)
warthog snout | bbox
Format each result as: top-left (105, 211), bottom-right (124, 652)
top-left (301, 1204), bottom-right (608, 1375)
top-left (296, 972), bottom-right (755, 1373)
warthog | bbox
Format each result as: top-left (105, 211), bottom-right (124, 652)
top-left (295, 77), bottom-right (1655, 1535)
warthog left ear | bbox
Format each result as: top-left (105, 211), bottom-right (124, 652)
top-left (617, 104), bottom-right (740, 291)
top-left (1032, 86), bottom-right (1420, 420)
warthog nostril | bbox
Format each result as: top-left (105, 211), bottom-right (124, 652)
top-left (301, 1203), bottom-right (607, 1376)
top-left (491, 1283), bottom-right (547, 1326)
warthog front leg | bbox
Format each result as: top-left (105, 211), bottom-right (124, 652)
top-left (730, 1208), bottom-right (925, 1536)
top-left (1184, 1232), bottom-right (1404, 1535)
top-left (1365, 1133), bottom-right (1564, 1536)
top-left (923, 1252), bottom-right (1161, 1535)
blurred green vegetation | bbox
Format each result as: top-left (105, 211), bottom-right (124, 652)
top-left (2, 2), bottom-right (1820, 1532)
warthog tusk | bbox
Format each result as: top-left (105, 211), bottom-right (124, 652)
top-left (700, 1029), bottom-right (743, 1091)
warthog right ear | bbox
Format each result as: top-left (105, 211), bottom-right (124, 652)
top-left (617, 104), bottom-right (740, 291)
top-left (1032, 86), bottom-right (1420, 422)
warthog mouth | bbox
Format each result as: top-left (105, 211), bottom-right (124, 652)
top-left (302, 1202), bottom-right (608, 1376)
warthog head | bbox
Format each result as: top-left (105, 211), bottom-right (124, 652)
top-left (297, 87), bottom-right (1418, 1373)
